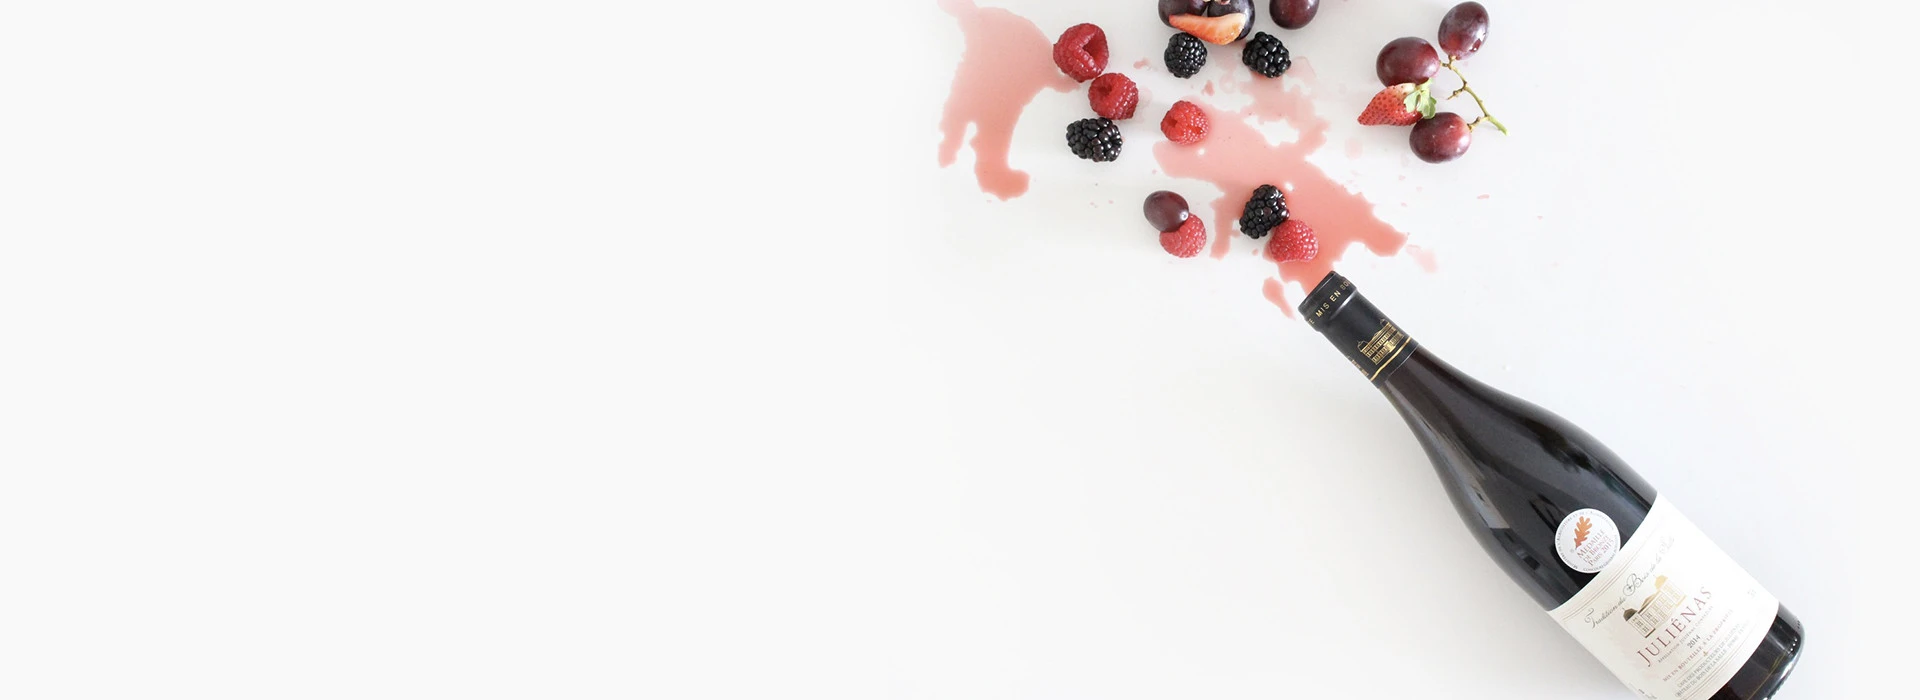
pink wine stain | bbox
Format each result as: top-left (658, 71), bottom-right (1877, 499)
top-left (1344, 137), bottom-right (1363, 159)
top-left (1261, 278), bottom-right (1288, 310)
top-left (1406, 245), bottom-right (1438, 272)
top-left (1153, 65), bottom-right (1408, 315)
top-left (934, 5), bottom-right (1423, 317)
top-left (1477, 194), bottom-right (1491, 200)
top-left (936, 0), bottom-right (1073, 200)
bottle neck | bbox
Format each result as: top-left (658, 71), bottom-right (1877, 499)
top-left (1300, 273), bottom-right (1419, 384)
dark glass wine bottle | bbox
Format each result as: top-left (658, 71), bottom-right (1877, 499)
top-left (1300, 271), bottom-right (1802, 700)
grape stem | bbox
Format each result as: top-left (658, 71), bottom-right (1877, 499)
top-left (1442, 60), bottom-right (1508, 135)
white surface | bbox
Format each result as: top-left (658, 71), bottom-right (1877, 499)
top-left (0, 1), bottom-right (1912, 699)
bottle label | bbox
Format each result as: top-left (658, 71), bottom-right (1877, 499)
top-left (1548, 499), bottom-right (1780, 700)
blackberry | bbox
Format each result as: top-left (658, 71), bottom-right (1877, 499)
top-left (1241, 32), bottom-right (1291, 78)
top-left (1163, 32), bottom-right (1207, 79)
top-left (1237, 184), bottom-right (1288, 238)
top-left (1066, 118), bottom-right (1123, 162)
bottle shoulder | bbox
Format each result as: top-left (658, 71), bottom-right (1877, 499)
top-left (1380, 350), bottom-right (1657, 607)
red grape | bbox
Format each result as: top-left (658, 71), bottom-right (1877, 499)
top-left (1158, 0), bottom-right (1206, 24)
top-left (1270, 0), bottom-right (1318, 29)
top-left (1376, 37), bottom-right (1440, 86)
top-left (1409, 113), bottom-right (1472, 163)
top-left (1144, 191), bottom-right (1192, 232)
top-left (1438, 2), bottom-right (1490, 60)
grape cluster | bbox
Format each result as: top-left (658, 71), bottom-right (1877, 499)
top-left (1362, 3), bottom-right (1505, 164)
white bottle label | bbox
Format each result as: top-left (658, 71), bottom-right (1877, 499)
top-left (1549, 499), bottom-right (1780, 700)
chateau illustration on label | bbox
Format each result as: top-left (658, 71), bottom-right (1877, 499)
top-left (1621, 575), bottom-right (1688, 638)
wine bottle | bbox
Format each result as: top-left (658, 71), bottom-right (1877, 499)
top-left (1299, 272), bottom-right (1802, 700)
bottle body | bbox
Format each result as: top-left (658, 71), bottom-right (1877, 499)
top-left (1301, 272), bottom-right (1802, 700)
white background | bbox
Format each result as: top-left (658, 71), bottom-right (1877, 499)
top-left (0, 1), bottom-right (1913, 698)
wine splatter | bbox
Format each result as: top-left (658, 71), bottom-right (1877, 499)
top-left (1406, 244), bottom-right (1438, 272)
top-left (936, 0), bottom-right (1073, 200)
top-left (1154, 64), bottom-right (1408, 314)
top-left (1262, 278), bottom-right (1289, 310)
top-left (934, 5), bottom-right (1423, 317)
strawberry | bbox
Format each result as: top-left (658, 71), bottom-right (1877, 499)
top-left (1358, 82), bottom-right (1436, 126)
top-left (1265, 219), bottom-right (1319, 263)
top-left (1160, 216), bottom-right (1207, 258)
top-left (1168, 12), bottom-right (1251, 46)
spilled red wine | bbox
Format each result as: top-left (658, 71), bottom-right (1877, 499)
top-left (1301, 272), bottom-right (1802, 700)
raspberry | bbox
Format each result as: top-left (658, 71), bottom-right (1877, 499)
top-left (1163, 32), bottom-right (1207, 79)
top-left (1065, 117), bottom-right (1123, 162)
top-left (1160, 101), bottom-right (1210, 145)
top-left (1160, 216), bottom-right (1207, 258)
top-left (1265, 219), bottom-right (1319, 263)
top-left (1087, 73), bottom-right (1139, 120)
top-left (1238, 184), bottom-right (1288, 238)
top-left (1052, 23), bottom-right (1109, 83)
